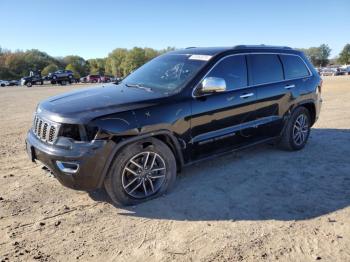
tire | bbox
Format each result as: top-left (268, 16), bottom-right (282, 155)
top-left (40, 81), bottom-right (43, 85)
top-left (26, 82), bottom-right (32, 87)
top-left (279, 107), bottom-right (311, 151)
top-left (104, 138), bottom-right (177, 206)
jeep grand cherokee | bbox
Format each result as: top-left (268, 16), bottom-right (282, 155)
top-left (26, 45), bottom-right (322, 205)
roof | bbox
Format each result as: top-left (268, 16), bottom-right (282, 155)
top-left (169, 45), bottom-right (296, 56)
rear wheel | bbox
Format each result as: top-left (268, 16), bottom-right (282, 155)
top-left (104, 138), bottom-right (176, 206)
top-left (279, 107), bottom-right (311, 151)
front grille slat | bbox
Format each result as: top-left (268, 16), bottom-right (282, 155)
top-left (38, 120), bottom-right (43, 138)
top-left (48, 126), bottom-right (57, 142)
top-left (42, 123), bottom-right (48, 141)
top-left (35, 116), bottom-right (40, 133)
top-left (32, 115), bottom-right (60, 144)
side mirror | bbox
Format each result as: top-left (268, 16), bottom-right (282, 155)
top-left (200, 77), bottom-right (226, 94)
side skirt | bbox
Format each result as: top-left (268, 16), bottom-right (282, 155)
top-left (183, 136), bottom-right (279, 168)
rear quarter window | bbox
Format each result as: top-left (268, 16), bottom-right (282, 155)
top-left (280, 55), bottom-right (310, 79)
top-left (248, 54), bottom-right (283, 85)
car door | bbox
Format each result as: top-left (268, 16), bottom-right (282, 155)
top-left (247, 53), bottom-right (292, 138)
top-left (248, 53), bottom-right (310, 138)
top-left (190, 54), bottom-right (258, 160)
top-left (54, 70), bottom-right (62, 79)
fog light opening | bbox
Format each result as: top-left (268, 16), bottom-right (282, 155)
top-left (56, 161), bottom-right (79, 174)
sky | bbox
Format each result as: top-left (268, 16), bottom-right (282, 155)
top-left (0, 0), bottom-right (349, 59)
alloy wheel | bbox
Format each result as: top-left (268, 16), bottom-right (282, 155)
top-left (293, 113), bottom-right (309, 146)
top-left (122, 151), bottom-right (166, 199)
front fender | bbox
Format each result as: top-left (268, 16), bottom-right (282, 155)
top-left (95, 130), bottom-right (185, 188)
top-left (91, 110), bottom-right (140, 138)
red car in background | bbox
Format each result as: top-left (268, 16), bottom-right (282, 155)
top-left (100, 75), bottom-right (114, 83)
top-left (86, 75), bottom-right (101, 83)
top-left (81, 75), bottom-right (114, 83)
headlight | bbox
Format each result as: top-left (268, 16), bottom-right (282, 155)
top-left (59, 124), bottom-right (82, 141)
top-left (59, 124), bottom-right (99, 142)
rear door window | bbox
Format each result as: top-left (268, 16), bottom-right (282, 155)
top-left (206, 55), bottom-right (247, 91)
top-left (248, 54), bottom-right (284, 85)
top-left (280, 55), bottom-right (310, 79)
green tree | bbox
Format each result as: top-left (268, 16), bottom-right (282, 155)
top-left (23, 49), bottom-right (57, 71)
top-left (41, 64), bottom-right (59, 76)
top-left (0, 66), bottom-right (18, 80)
top-left (63, 55), bottom-right (89, 77)
top-left (65, 64), bottom-right (80, 78)
top-left (318, 44), bottom-right (331, 66)
top-left (338, 44), bottom-right (350, 65)
top-left (300, 44), bottom-right (331, 67)
top-left (120, 47), bottom-right (146, 76)
top-left (159, 46), bottom-right (176, 54)
top-left (88, 58), bottom-right (106, 75)
top-left (4, 52), bottom-right (28, 77)
top-left (144, 47), bottom-right (159, 61)
top-left (105, 48), bottom-right (128, 77)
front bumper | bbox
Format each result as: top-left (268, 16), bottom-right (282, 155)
top-left (26, 130), bottom-right (114, 190)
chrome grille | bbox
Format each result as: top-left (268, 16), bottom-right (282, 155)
top-left (32, 115), bottom-right (60, 144)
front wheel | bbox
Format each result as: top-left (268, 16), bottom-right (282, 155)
top-left (26, 82), bottom-right (32, 87)
top-left (279, 107), bottom-right (311, 151)
top-left (104, 138), bottom-right (176, 206)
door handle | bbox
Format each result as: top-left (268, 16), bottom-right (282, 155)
top-left (285, 84), bottom-right (295, 89)
top-left (240, 93), bottom-right (254, 99)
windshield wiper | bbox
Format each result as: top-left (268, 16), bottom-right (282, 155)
top-left (125, 83), bottom-right (153, 92)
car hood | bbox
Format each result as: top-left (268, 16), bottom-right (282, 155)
top-left (38, 83), bottom-right (169, 124)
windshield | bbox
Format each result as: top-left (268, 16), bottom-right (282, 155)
top-left (122, 54), bottom-right (207, 92)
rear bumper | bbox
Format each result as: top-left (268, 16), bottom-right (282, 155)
top-left (26, 130), bottom-right (114, 190)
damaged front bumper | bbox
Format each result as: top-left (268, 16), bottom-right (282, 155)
top-left (26, 130), bottom-right (114, 190)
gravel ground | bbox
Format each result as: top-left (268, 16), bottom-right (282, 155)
top-left (0, 78), bottom-right (349, 262)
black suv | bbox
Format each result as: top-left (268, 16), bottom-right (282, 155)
top-left (26, 45), bottom-right (322, 205)
top-left (21, 70), bottom-right (44, 87)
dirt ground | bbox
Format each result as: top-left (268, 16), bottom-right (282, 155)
top-left (0, 77), bottom-right (349, 262)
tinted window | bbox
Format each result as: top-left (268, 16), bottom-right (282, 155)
top-left (249, 54), bottom-right (283, 85)
top-left (206, 55), bottom-right (247, 90)
top-left (280, 55), bottom-right (310, 79)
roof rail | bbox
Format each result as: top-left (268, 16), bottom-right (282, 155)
top-left (185, 47), bottom-right (196, 49)
top-left (233, 45), bottom-right (292, 50)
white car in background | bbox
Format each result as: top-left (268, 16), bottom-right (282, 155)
top-left (340, 65), bottom-right (350, 75)
top-left (0, 80), bottom-right (9, 87)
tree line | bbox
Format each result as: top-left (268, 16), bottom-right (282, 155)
top-left (298, 44), bottom-right (349, 67)
top-left (1, 44), bottom-right (349, 80)
top-left (0, 46), bottom-right (174, 80)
